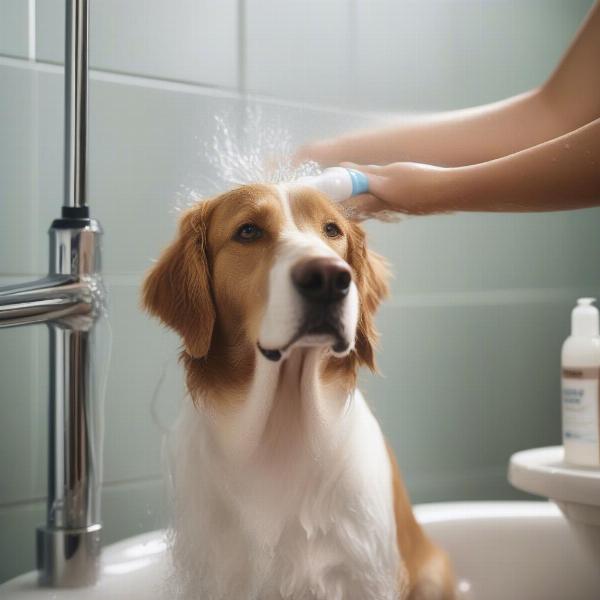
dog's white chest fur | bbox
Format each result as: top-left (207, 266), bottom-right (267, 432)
top-left (169, 352), bottom-right (402, 600)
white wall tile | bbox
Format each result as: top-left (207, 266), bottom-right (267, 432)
top-left (245, 0), bottom-right (593, 111)
top-left (245, 0), bottom-right (354, 107)
top-left (0, 317), bottom-right (45, 505)
top-left (0, 501), bottom-right (44, 584)
top-left (30, 0), bottom-right (595, 111)
top-left (102, 283), bottom-right (184, 483)
top-left (0, 0), bottom-right (29, 58)
top-left (364, 299), bottom-right (567, 502)
top-left (36, 0), bottom-right (238, 88)
top-left (352, 0), bottom-right (594, 111)
top-left (87, 79), bottom-right (239, 274)
top-left (0, 65), bottom-right (39, 276)
top-left (363, 208), bottom-right (600, 295)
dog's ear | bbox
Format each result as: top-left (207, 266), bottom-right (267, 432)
top-left (142, 202), bottom-right (215, 359)
top-left (347, 223), bottom-right (390, 371)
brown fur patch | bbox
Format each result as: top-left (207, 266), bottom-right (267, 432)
top-left (142, 184), bottom-right (389, 399)
top-left (142, 185), bottom-right (285, 400)
top-left (386, 444), bottom-right (456, 599)
top-left (142, 200), bottom-right (215, 359)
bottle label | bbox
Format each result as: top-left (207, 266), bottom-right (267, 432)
top-left (562, 367), bottom-right (600, 449)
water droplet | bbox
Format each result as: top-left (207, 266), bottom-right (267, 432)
top-left (174, 105), bottom-right (321, 213)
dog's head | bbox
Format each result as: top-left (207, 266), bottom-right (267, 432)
top-left (142, 184), bottom-right (389, 396)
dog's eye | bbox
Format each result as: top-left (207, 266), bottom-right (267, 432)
top-left (324, 222), bottom-right (342, 238)
top-left (234, 223), bottom-right (263, 243)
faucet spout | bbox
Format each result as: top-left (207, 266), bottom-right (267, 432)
top-left (0, 276), bottom-right (92, 329)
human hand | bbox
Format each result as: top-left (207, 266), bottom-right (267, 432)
top-left (338, 162), bottom-right (451, 220)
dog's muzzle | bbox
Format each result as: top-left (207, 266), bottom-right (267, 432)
top-left (258, 257), bottom-right (354, 362)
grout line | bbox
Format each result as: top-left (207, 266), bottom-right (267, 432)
top-left (237, 0), bottom-right (247, 95)
top-left (347, 0), bottom-right (358, 98)
top-left (79, 280), bottom-right (600, 307)
top-left (102, 475), bottom-right (163, 490)
top-left (0, 274), bottom-right (47, 280)
top-left (0, 272), bottom-right (594, 306)
top-left (27, 0), bottom-right (36, 61)
top-left (385, 287), bottom-right (597, 308)
top-left (0, 54), bottom-right (61, 72)
top-left (0, 498), bottom-right (45, 511)
top-left (29, 50), bottom-right (42, 497)
top-left (406, 464), bottom-right (508, 488)
top-left (0, 54), bottom-right (392, 119)
top-left (0, 476), bottom-right (163, 511)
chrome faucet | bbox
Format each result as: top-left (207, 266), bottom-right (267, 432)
top-left (0, 0), bottom-right (105, 587)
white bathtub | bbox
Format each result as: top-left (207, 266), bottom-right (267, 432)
top-left (1, 502), bottom-right (599, 599)
top-left (414, 501), bottom-right (600, 600)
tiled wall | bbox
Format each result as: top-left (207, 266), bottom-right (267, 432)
top-left (0, 0), bottom-right (597, 583)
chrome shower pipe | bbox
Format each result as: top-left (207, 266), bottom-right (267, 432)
top-left (0, 0), bottom-right (105, 588)
top-left (64, 0), bottom-right (89, 215)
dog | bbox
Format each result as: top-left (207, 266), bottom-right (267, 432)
top-left (142, 184), bottom-right (455, 600)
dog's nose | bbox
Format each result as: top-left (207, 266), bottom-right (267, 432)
top-left (292, 257), bottom-right (352, 303)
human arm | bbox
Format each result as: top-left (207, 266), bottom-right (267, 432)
top-left (343, 117), bottom-right (600, 216)
top-left (297, 3), bottom-right (600, 168)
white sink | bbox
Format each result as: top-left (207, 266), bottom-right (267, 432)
top-left (509, 446), bottom-right (600, 562)
top-left (1, 502), bottom-right (598, 599)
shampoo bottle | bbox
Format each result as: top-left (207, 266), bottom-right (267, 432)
top-left (562, 298), bottom-right (600, 467)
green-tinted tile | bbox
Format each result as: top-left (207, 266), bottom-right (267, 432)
top-left (0, 0), bottom-right (29, 58)
top-left (353, 0), bottom-right (593, 111)
top-left (362, 300), bottom-right (569, 501)
top-left (0, 501), bottom-right (45, 584)
top-left (0, 310), bottom-right (45, 504)
top-left (36, 0), bottom-right (238, 88)
top-left (0, 65), bottom-right (39, 275)
top-left (101, 283), bottom-right (185, 483)
top-left (363, 209), bottom-right (600, 295)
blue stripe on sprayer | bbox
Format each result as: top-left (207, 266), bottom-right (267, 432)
top-left (347, 169), bottom-right (369, 196)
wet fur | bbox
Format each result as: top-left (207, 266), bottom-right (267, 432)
top-left (142, 185), bottom-right (455, 599)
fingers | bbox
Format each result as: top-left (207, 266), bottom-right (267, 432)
top-left (338, 161), bottom-right (440, 217)
top-left (336, 163), bottom-right (390, 220)
top-left (340, 193), bottom-right (389, 221)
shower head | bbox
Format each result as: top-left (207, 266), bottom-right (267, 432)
top-left (290, 167), bottom-right (369, 203)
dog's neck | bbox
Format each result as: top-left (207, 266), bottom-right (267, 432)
top-left (193, 346), bottom-right (354, 465)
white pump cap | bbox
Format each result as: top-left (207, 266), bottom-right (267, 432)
top-left (571, 298), bottom-right (599, 337)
